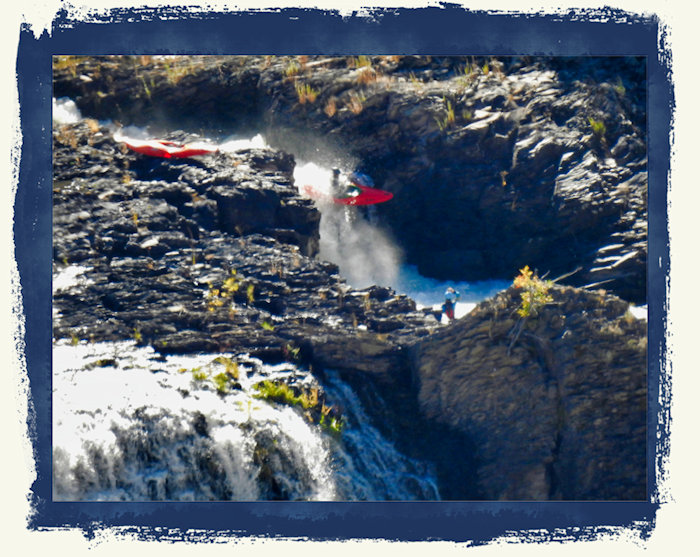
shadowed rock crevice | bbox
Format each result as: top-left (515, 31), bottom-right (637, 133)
top-left (54, 55), bottom-right (647, 303)
top-left (52, 58), bottom-right (647, 500)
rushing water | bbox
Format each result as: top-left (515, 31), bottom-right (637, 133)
top-left (51, 98), bottom-right (478, 501)
top-left (51, 98), bottom-right (514, 501)
top-left (53, 340), bottom-right (440, 501)
top-left (53, 96), bottom-right (510, 313)
top-left (53, 97), bottom-right (646, 502)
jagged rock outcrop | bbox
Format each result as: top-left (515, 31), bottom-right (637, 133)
top-left (410, 284), bottom-right (646, 500)
top-left (52, 120), bottom-right (437, 374)
top-left (52, 68), bottom-right (647, 501)
top-left (53, 55), bottom-right (647, 303)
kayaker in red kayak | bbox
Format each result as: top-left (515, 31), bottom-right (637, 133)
top-left (302, 168), bottom-right (393, 206)
top-left (118, 135), bottom-right (219, 159)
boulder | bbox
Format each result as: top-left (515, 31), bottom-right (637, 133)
top-left (410, 284), bottom-right (646, 500)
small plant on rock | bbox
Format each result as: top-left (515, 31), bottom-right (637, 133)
top-left (324, 97), bottom-right (338, 118)
top-left (213, 355), bottom-right (240, 380)
top-left (246, 283), bottom-right (255, 304)
top-left (295, 82), bottom-right (319, 104)
top-left (253, 380), bottom-right (343, 435)
top-left (212, 372), bottom-right (232, 394)
top-left (613, 77), bottom-right (626, 96)
top-left (283, 342), bottom-right (301, 362)
top-left (181, 356), bottom-right (240, 394)
top-left (347, 91), bottom-right (365, 114)
top-left (253, 380), bottom-right (311, 408)
top-left (319, 409), bottom-right (343, 436)
top-left (435, 98), bottom-right (456, 131)
top-left (190, 367), bottom-right (208, 382)
top-left (508, 265), bottom-right (554, 354)
top-left (356, 66), bottom-right (378, 85)
top-left (408, 72), bottom-right (422, 85)
top-left (588, 117), bottom-right (607, 139)
top-left (513, 265), bottom-right (553, 318)
top-left (207, 270), bottom-right (241, 312)
top-left (285, 59), bottom-right (301, 78)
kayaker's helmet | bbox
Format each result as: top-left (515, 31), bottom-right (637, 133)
top-left (332, 167), bottom-right (341, 175)
top-left (349, 171), bottom-right (374, 187)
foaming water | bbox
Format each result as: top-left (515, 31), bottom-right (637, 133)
top-left (293, 162), bottom-right (403, 289)
top-left (53, 340), bottom-right (439, 501)
top-left (53, 97), bottom-right (82, 125)
top-left (323, 369), bottom-right (440, 500)
top-left (219, 134), bottom-right (267, 152)
top-left (52, 97), bottom-right (505, 311)
top-left (293, 162), bottom-right (508, 310)
top-left (394, 265), bottom-right (511, 321)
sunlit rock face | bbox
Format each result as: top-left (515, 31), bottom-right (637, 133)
top-left (54, 55), bottom-right (647, 303)
top-left (51, 54), bottom-right (648, 501)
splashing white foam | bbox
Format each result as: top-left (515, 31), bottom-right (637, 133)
top-left (294, 162), bottom-right (403, 289)
top-left (219, 134), bottom-right (268, 152)
top-left (53, 97), bottom-right (82, 125)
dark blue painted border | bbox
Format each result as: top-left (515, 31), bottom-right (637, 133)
top-left (15, 4), bottom-right (671, 545)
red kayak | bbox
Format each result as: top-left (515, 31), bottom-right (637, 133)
top-left (301, 182), bottom-right (393, 206)
top-left (121, 138), bottom-right (219, 159)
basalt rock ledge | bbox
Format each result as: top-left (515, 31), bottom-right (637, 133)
top-left (52, 102), bottom-right (647, 500)
top-left (54, 55), bottom-right (647, 304)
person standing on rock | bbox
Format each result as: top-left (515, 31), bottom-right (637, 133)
top-left (442, 287), bottom-right (461, 322)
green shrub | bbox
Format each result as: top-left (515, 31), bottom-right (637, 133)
top-left (180, 356), bottom-right (240, 393)
top-left (191, 367), bottom-right (208, 382)
top-left (513, 265), bottom-right (553, 318)
top-left (213, 355), bottom-right (239, 380)
top-left (253, 380), bottom-right (343, 434)
top-left (206, 270), bottom-right (241, 312)
top-left (253, 380), bottom-right (313, 409)
top-left (285, 60), bottom-right (301, 77)
top-left (212, 372), bottom-right (231, 394)
top-left (588, 117), bottom-right (606, 138)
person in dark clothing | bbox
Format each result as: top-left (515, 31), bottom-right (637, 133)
top-left (442, 286), bottom-right (461, 322)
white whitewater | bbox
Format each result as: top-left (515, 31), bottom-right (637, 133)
top-left (52, 340), bottom-right (439, 501)
top-left (51, 97), bottom-right (543, 502)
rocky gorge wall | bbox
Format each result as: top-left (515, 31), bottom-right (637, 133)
top-left (410, 284), bottom-right (646, 500)
top-left (51, 57), bottom-right (648, 500)
top-left (53, 55), bottom-right (647, 304)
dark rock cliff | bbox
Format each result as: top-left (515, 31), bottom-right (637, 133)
top-left (410, 284), bottom-right (646, 500)
top-left (53, 55), bottom-right (647, 304)
top-left (52, 58), bottom-right (648, 500)
top-left (53, 121), bottom-right (435, 367)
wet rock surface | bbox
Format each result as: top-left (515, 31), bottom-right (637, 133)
top-left (52, 59), bottom-right (647, 500)
top-left (54, 55), bottom-right (647, 303)
top-left (53, 121), bottom-right (435, 372)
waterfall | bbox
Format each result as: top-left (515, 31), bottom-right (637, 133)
top-left (53, 340), bottom-right (440, 501)
top-left (51, 97), bottom-right (509, 501)
top-left (293, 162), bottom-right (404, 290)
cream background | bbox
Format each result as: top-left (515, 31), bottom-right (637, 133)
top-left (1, 1), bottom-right (695, 554)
